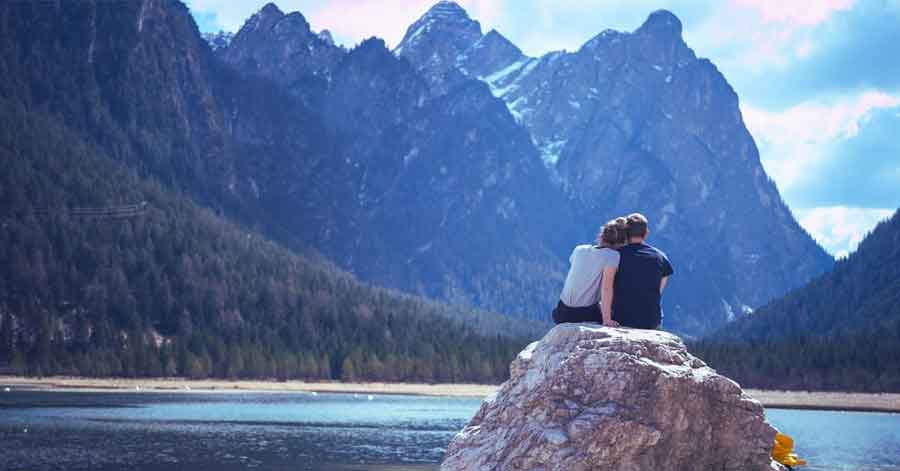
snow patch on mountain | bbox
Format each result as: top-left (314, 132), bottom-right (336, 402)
top-left (538, 139), bottom-right (566, 167)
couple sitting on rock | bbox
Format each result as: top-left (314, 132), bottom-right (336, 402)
top-left (552, 213), bottom-right (673, 329)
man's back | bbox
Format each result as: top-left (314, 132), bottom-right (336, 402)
top-left (612, 243), bottom-right (673, 329)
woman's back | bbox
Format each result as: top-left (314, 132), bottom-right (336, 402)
top-left (560, 245), bottom-right (620, 308)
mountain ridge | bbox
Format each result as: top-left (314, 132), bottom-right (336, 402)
top-left (692, 209), bottom-right (900, 391)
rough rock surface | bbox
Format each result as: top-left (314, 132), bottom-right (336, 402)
top-left (442, 324), bottom-right (786, 471)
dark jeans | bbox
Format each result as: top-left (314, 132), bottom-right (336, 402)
top-left (552, 300), bottom-right (601, 324)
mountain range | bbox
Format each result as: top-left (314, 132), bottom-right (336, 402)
top-left (0, 0), bottom-right (838, 379)
top-left (208, 1), bottom-right (833, 335)
top-left (0, 0), bottom-right (537, 380)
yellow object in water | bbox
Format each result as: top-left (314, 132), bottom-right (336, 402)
top-left (772, 433), bottom-right (807, 467)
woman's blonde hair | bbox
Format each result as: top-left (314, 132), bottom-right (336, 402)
top-left (598, 217), bottom-right (628, 247)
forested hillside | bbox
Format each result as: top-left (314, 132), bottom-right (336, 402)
top-left (692, 210), bottom-right (900, 391)
top-left (0, 99), bottom-right (536, 382)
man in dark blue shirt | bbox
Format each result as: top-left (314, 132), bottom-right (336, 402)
top-left (610, 213), bottom-right (673, 329)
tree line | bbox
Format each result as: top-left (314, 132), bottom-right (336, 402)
top-left (0, 98), bottom-right (531, 383)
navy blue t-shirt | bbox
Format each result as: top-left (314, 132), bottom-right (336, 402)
top-left (612, 243), bottom-right (673, 329)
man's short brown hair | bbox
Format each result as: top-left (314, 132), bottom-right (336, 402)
top-left (626, 213), bottom-right (649, 239)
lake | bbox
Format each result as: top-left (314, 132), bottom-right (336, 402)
top-left (0, 390), bottom-right (898, 471)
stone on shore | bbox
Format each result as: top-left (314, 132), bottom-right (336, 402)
top-left (441, 324), bottom-right (787, 471)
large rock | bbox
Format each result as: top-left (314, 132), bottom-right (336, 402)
top-left (442, 324), bottom-right (786, 471)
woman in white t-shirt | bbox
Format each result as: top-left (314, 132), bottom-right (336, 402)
top-left (552, 217), bottom-right (627, 326)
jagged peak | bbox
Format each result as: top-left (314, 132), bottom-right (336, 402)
top-left (480, 29), bottom-right (517, 48)
top-left (472, 29), bottom-right (524, 56)
top-left (238, 2), bottom-right (285, 34)
top-left (258, 2), bottom-right (284, 19)
top-left (396, 0), bottom-right (482, 54)
top-left (351, 37), bottom-right (391, 57)
top-left (275, 11), bottom-right (312, 34)
top-left (423, 1), bottom-right (471, 20)
top-left (318, 29), bottom-right (335, 46)
top-left (579, 28), bottom-right (627, 51)
top-left (636, 9), bottom-right (683, 39)
top-left (232, 3), bottom-right (320, 41)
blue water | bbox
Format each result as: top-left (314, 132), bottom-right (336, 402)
top-left (767, 409), bottom-right (900, 470)
top-left (1, 389), bottom-right (898, 470)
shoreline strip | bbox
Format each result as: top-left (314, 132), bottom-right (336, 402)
top-left (2, 376), bottom-right (898, 413)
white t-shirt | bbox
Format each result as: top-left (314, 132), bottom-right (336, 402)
top-left (559, 245), bottom-right (620, 308)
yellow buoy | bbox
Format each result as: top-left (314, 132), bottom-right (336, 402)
top-left (772, 432), bottom-right (807, 467)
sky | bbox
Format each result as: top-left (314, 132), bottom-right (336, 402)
top-left (187, 0), bottom-right (900, 258)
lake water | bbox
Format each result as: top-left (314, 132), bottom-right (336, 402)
top-left (1, 390), bottom-right (898, 471)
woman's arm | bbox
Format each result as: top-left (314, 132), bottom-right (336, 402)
top-left (601, 266), bottom-right (619, 327)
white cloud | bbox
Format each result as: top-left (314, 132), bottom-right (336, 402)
top-left (732, 0), bottom-right (854, 26)
top-left (796, 206), bottom-right (893, 257)
top-left (686, 0), bottom-right (853, 78)
top-left (741, 91), bottom-right (900, 193)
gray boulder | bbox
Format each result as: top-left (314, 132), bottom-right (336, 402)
top-left (442, 324), bottom-right (786, 471)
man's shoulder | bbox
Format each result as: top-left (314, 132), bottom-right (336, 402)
top-left (644, 243), bottom-right (670, 259)
top-left (644, 243), bottom-right (674, 275)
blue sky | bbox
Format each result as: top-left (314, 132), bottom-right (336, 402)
top-left (188, 0), bottom-right (900, 258)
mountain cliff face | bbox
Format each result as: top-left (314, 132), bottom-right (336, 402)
top-left (394, 3), bottom-right (833, 333)
top-left (710, 209), bottom-right (900, 342)
top-left (0, 0), bottom-right (332, 221)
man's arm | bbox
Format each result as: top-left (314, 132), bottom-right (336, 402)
top-left (660, 276), bottom-right (669, 293)
top-left (601, 267), bottom-right (619, 327)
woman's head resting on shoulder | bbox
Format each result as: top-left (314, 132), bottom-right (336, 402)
top-left (597, 217), bottom-right (628, 248)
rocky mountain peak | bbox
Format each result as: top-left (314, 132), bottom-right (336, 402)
top-left (259, 2), bottom-right (283, 17)
top-left (478, 29), bottom-right (522, 57)
top-left (318, 29), bottom-right (335, 46)
top-left (636, 9), bottom-right (683, 40)
top-left (218, 2), bottom-right (343, 106)
top-left (393, 2), bottom-right (486, 94)
top-left (276, 11), bottom-right (312, 35)
top-left (423, 1), bottom-right (472, 21)
top-left (457, 29), bottom-right (525, 78)
top-left (349, 37), bottom-right (392, 61)
top-left (247, 2), bottom-right (285, 31)
top-left (231, 4), bottom-right (315, 42)
top-left (395, 1), bottom-right (482, 69)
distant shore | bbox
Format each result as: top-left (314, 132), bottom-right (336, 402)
top-left (2, 376), bottom-right (898, 412)
top-left (743, 389), bottom-right (900, 413)
top-left (0, 376), bottom-right (497, 398)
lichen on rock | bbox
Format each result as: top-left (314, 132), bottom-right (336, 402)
top-left (441, 324), bottom-right (787, 471)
